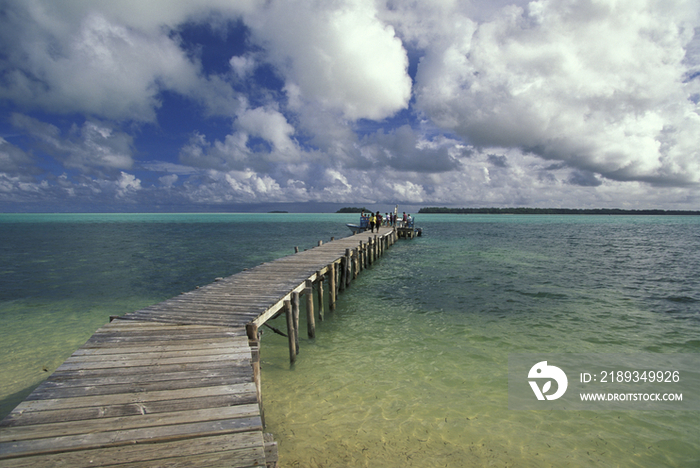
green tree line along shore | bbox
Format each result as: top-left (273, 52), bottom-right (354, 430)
top-left (418, 207), bottom-right (700, 215)
top-left (336, 207), bottom-right (369, 213)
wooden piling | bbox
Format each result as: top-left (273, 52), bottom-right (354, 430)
top-left (292, 292), bottom-right (300, 354)
top-left (285, 300), bottom-right (296, 364)
top-left (339, 257), bottom-right (346, 292)
top-left (246, 323), bottom-right (264, 426)
top-left (345, 248), bottom-right (352, 288)
top-left (358, 241), bottom-right (363, 272)
top-left (305, 279), bottom-right (315, 338)
top-left (316, 270), bottom-right (324, 321)
top-left (353, 247), bottom-right (359, 279)
top-left (328, 262), bottom-right (336, 310)
top-left (364, 241), bottom-right (368, 269)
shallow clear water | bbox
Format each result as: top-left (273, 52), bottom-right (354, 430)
top-left (1, 214), bottom-right (699, 467)
top-left (259, 215), bottom-right (700, 467)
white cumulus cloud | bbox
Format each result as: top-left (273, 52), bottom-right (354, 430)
top-left (248, 0), bottom-right (412, 121)
top-left (116, 171), bottom-right (141, 197)
top-left (409, 0), bottom-right (700, 185)
top-left (236, 106), bottom-right (297, 154)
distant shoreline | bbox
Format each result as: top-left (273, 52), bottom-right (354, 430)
top-left (418, 207), bottom-right (700, 215)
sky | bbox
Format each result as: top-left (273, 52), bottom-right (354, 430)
top-left (1, 0), bottom-right (699, 212)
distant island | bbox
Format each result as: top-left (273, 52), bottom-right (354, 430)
top-left (418, 207), bottom-right (700, 215)
top-left (268, 210), bottom-right (288, 213)
top-left (336, 207), bottom-right (369, 213)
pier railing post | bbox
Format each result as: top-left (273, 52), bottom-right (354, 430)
top-left (285, 300), bottom-right (296, 364)
top-left (246, 323), bottom-right (264, 426)
top-left (364, 241), bottom-right (369, 269)
top-left (339, 257), bottom-right (346, 292)
top-left (292, 292), bottom-right (300, 354)
top-left (328, 263), bottom-right (336, 310)
top-left (353, 248), bottom-right (359, 279)
top-left (316, 270), bottom-right (324, 321)
top-left (362, 241), bottom-right (366, 269)
top-left (358, 241), bottom-right (364, 272)
top-left (305, 279), bottom-right (315, 338)
top-left (345, 248), bottom-right (352, 288)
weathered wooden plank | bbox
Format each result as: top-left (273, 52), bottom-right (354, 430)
top-left (84, 330), bottom-right (243, 341)
top-left (47, 360), bottom-right (247, 380)
top-left (0, 404), bottom-right (260, 443)
top-left (124, 310), bottom-right (262, 321)
top-left (139, 304), bottom-right (267, 314)
top-left (31, 372), bottom-right (253, 400)
top-left (120, 306), bottom-right (265, 320)
top-left (83, 332), bottom-right (244, 344)
top-left (0, 416), bottom-right (263, 459)
top-left (73, 340), bottom-right (246, 355)
top-left (88, 326), bottom-right (241, 338)
top-left (113, 317), bottom-right (254, 328)
top-left (111, 319), bottom-right (254, 329)
top-left (54, 352), bottom-right (250, 372)
top-left (0, 432), bottom-right (266, 468)
top-left (8, 383), bottom-right (257, 413)
top-left (146, 296), bottom-right (276, 305)
top-left (124, 306), bottom-right (264, 315)
top-left (1, 393), bottom-right (258, 427)
top-left (119, 311), bottom-right (258, 320)
top-left (126, 306), bottom-right (271, 317)
top-left (43, 364), bottom-right (251, 387)
top-left (62, 348), bottom-right (250, 363)
top-left (88, 328), bottom-right (241, 343)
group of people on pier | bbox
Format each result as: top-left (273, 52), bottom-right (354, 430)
top-left (360, 210), bottom-right (413, 233)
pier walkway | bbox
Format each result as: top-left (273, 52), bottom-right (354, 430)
top-left (0, 228), bottom-right (397, 468)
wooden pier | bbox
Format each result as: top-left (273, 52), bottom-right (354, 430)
top-left (0, 227), bottom-right (398, 467)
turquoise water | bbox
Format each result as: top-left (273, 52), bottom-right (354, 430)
top-left (1, 214), bottom-right (699, 467)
